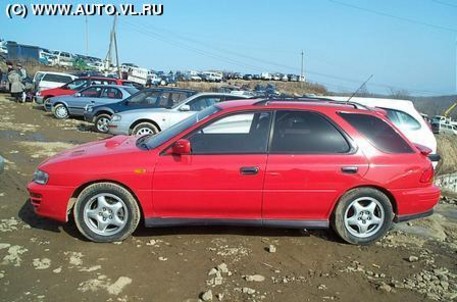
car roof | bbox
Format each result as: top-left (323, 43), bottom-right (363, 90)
top-left (141, 87), bottom-right (197, 93)
top-left (84, 84), bottom-right (134, 89)
top-left (323, 96), bottom-right (415, 110)
top-left (40, 71), bottom-right (76, 77)
top-left (216, 98), bottom-right (375, 113)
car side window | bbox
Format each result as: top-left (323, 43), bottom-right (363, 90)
top-left (188, 97), bottom-right (223, 111)
top-left (80, 86), bottom-right (102, 98)
top-left (101, 87), bottom-right (122, 99)
top-left (271, 110), bottom-right (351, 154)
top-left (189, 112), bottom-right (271, 154)
top-left (340, 112), bottom-right (414, 153)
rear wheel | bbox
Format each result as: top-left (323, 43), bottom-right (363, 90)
top-left (74, 182), bottom-right (140, 243)
top-left (53, 103), bottom-right (69, 119)
top-left (332, 187), bottom-right (393, 245)
top-left (132, 122), bottom-right (159, 136)
top-left (94, 114), bottom-right (111, 133)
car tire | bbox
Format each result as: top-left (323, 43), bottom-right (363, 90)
top-left (331, 187), bottom-right (393, 245)
top-left (94, 114), bottom-right (111, 133)
top-left (132, 122), bottom-right (159, 136)
top-left (74, 182), bottom-right (141, 243)
top-left (53, 103), bottom-right (69, 119)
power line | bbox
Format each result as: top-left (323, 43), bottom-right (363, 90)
top-left (121, 19), bottom-right (450, 96)
top-left (328, 0), bottom-right (457, 33)
top-left (430, 0), bottom-right (457, 8)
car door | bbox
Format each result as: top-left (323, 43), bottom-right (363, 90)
top-left (262, 110), bottom-right (369, 222)
top-left (97, 87), bottom-right (124, 105)
top-left (71, 86), bottom-right (103, 115)
top-left (153, 111), bottom-right (272, 219)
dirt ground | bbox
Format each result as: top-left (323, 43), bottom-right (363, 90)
top-left (0, 95), bottom-right (456, 302)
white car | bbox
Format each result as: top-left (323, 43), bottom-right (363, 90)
top-left (323, 96), bottom-right (440, 167)
top-left (35, 72), bottom-right (77, 91)
top-left (108, 93), bottom-right (250, 136)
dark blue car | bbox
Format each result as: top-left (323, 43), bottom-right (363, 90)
top-left (83, 87), bottom-right (197, 133)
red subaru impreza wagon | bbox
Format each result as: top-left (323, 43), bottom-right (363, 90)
top-left (27, 98), bottom-right (440, 244)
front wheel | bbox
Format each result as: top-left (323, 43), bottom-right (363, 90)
top-left (74, 182), bottom-right (141, 243)
top-left (132, 122), bottom-right (159, 136)
top-left (53, 103), bottom-right (69, 119)
top-left (332, 187), bottom-right (393, 245)
top-left (94, 114), bottom-right (111, 133)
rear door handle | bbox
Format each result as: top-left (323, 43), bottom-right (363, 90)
top-left (341, 166), bottom-right (358, 174)
top-left (240, 166), bottom-right (259, 175)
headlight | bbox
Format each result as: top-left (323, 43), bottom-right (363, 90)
top-left (86, 105), bottom-right (93, 112)
top-left (33, 170), bottom-right (49, 185)
top-left (111, 114), bottom-right (121, 121)
top-left (36, 91), bottom-right (41, 96)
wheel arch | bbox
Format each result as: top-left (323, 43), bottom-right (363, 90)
top-left (94, 110), bottom-right (113, 118)
top-left (67, 179), bottom-right (145, 221)
top-left (330, 185), bottom-right (398, 218)
top-left (129, 119), bottom-right (161, 133)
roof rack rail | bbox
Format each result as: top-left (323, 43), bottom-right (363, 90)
top-left (253, 97), bottom-right (371, 110)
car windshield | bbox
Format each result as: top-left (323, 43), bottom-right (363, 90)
top-left (142, 105), bottom-right (221, 149)
top-left (125, 88), bottom-right (139, 96)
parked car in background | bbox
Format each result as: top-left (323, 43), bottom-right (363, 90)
top-left (84, 88), bottom-right (197, 133)
top-left (323, 96), bottom-right (440, 167)
top-left (243, 74), bottom-right (253, 80)
top-left (35, 72), bottom-right (77, 91)
top-left (108, 93), bottom-right (250, 136)
top-left (27, 98), bottom-right (440, 244)
top-left (36, 76), bottom-right (138, 104)
top-left (201, 71), bottom-right (223, 82)
top-left (46, 85), bottom-right (137, 119)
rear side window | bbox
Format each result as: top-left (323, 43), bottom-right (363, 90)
top-left (340, 113), bottom-right (413, 154)
top-left (271, 111), bottom-right (351, 154)
top-left (42, 74), bottom-right (73, 83)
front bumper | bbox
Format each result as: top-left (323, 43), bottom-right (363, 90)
top-left (108, 121), bottom-right (129, 135)
top-left (35, 95), bottom-right (44, 104)
top-left (27, 182), bottom-right (74, 223)
top-left (44, 101), bottom-right (52, 112)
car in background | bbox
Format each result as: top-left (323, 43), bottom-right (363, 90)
top-left (35, 72), bottom-right (77, 91)
top-left (27, 98), bottom-right (440, 244)
top-left (108, 93), bottom-right (250, 136)
top-left (35, 77), bottom-right (139, 104)
top-left (46, 85), bottom-right (137, 119)
top-left (323, 96), bottom-right (440, 167)
top-left (84, 88), bottom-right (197, 133)
top-left (201, 71), bottom-right (223, 82)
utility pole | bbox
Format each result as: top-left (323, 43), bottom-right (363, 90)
top-left (85, 16), bottom-right (89, 56)
top-left (113, 16), bottom-right (121, 78)
top-left (300, 50), bottom-right (305, 90)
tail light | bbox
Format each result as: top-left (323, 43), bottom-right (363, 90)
top-left (420, 165), bottom-right (434, 183)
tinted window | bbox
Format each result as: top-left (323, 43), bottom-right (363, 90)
top-left (382, 108), bottom-right (421, 131)
top-left (271, 111), bottom-right (350, 153)
top-left (187, 96), bottom-right (223, 111)
top-left (340, 113), bottom-right (413, 153)
top-left (80, 86), bottom-right (103, 98)
top-left (189, 112), bottom-right (271, 154)
top-left (101, 87), bottom-right (122, 99)
top-left (42, 74), bottom-right (73, 83)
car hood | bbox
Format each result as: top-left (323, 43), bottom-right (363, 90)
top-left (39, 135), bottom-right (142, 167)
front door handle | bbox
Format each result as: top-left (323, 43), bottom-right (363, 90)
top-left (341, 166), bottom-right (358, 174)
top-left (240, 166), bottom-right (259, 175)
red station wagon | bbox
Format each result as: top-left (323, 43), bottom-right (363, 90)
top-left (27, 98), bottom-right (440, 244)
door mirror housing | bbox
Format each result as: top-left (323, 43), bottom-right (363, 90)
top-left (172, 139), bottom-right (191, 155)
top-left (75, 92), bottom-right (81, 97)
top-left (179, 104), bottom-right (190, 111)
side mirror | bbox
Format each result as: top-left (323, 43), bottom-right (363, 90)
top-left (179, 104), bottom-right (190, 111)
top-left (75, 92), bottom-right (81, 97)
top-left (172, 139), bottom-right (191, 155)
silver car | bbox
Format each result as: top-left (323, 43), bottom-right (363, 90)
top-left (108, 93), bottom-right (250, 136)
top-left (46, 85), bottom-right (138, 119)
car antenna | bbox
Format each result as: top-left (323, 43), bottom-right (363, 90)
top-left (346, 74), bottom-right (373, 103)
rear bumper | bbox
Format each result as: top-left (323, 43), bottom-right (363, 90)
top-left (392, 185), bottom-right (440, 218)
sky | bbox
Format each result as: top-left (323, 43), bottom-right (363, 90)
top-left (1, 0), bottom-right (456, 96)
